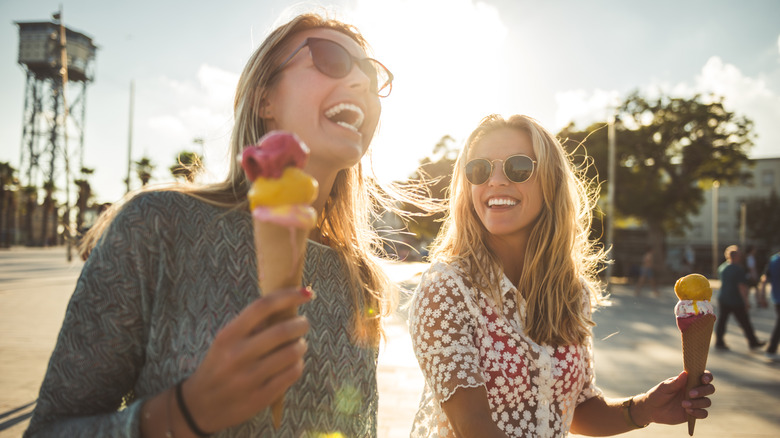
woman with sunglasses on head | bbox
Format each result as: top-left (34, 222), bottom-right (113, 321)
top-left (408, 114), bottom-right (715, 437)
top-left (25, 12), bottom-right (398, 438)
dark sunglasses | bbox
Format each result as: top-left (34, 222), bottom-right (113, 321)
top-left (464, 154), bottom-right (537, 185)
top-left (273, 37), bottom-right (394, 97)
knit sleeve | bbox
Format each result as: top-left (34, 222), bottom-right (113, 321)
top-left (24, 194), bottom-right (161, 437)
top-left (409, 263), bottom-right (485, 404)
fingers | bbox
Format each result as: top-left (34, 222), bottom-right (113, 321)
top-left (244, 315), bottom-right (310, 360)
top-left (682, 396), bottom-right (712, 419)
top-left (220, 287), bottom-right (313, 340)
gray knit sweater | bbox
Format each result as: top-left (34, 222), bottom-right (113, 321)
top-left (24, 191), bottom-right (378, 437)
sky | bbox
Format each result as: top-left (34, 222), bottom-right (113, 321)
top-left (1, 0), bottom-right (779, 204)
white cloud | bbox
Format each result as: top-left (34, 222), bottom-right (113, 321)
top-left (553, 89), bottom-right (621, 130)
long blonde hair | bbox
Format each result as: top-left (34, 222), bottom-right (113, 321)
top-left (80, 13), bottom-right (398, 346)
top-left (430, 114), bottom-right (606, 346)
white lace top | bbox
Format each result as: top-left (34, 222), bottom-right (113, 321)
top-left (409, 261), bottom-right (601, 438)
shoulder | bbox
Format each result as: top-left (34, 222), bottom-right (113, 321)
top-left (412, 260), bottom-right (475, 310)
top-left (419, 260), bottom-right (472, 293)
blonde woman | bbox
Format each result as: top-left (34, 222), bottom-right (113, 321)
top-left (409, 115), bottom-right (715, 437)
top-left (26, 12), bottom-right (399, 437)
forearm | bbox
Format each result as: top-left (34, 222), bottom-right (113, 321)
top-left (570, 394), bottom-right (649, 436)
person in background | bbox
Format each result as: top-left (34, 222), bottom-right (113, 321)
top-left (714, 245), bottom-right (766, 351)
top-left (745, 245), bottom-right (763, 308)
top-left (635, 246), bottom-right (659, 297)
top-left (408, 114), bottom-right (715, 438)
top-left (760, 250), bottom-right (780, 360)
top-left (25, 11), bottom-right (404, 437)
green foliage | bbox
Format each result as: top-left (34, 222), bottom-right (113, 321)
top-left (170, 151), bottom-right (203, 182)
top-left (402, 135), bottom-right (457, 241)
top-left (135, 156), bottom-right (155, 186)
top-left (559, 91), bottom-right (754, 238)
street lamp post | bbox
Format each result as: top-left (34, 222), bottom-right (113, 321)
top-left (712, 181), bottom-right (720, 277)
top-left (605, 115), bottom-right (616, 288)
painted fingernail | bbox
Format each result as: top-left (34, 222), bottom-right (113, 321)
top-left (300, 286), bottom-right (314, 299)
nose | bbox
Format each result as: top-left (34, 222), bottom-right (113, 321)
top-left (486, 163), bottom-right (508, 186)
top-left (345, 62), bottom-right (372, 93)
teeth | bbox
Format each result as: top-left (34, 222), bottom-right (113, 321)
top-left (488, 198), bottom-right (517, 207)
top-left (325, 103), bottom-right (365, 132)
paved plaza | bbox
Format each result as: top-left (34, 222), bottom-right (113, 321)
top-left (1, 247), bottom-right (778, 437)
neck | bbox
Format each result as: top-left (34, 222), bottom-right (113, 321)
top-left (307, 164), bottom-right (339, 244)
top-left (487, 233), bottom-right (529, 287)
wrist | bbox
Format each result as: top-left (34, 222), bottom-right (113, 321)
top-left (176, 379), bottom-right (212, 437)
top-left (621, 395), bottom-right (650, 429)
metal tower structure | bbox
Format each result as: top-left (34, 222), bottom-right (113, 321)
top-left (15, 12), bottom-right (96, 250)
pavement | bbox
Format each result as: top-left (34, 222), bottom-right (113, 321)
top-left (2, 247), bottom-right (779, 437)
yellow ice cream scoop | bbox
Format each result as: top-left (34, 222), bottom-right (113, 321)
top-left (248, 167), bottom-right (318, 209)
top-left (674, 273), bottom-right (712, 301)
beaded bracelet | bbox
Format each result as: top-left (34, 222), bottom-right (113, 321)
top-left (174, 380), bottom-right (211, 437)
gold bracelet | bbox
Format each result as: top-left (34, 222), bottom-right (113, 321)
top-left (621, 396), bottom-right (648, 429)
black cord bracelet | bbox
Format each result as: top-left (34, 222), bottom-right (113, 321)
top-left (174, 380), bottom-right (211, 438)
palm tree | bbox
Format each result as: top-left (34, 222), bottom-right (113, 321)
top-left (135, 157), bottom-right (155, 187)
top-left (170, 151), bottom-right (203, 183)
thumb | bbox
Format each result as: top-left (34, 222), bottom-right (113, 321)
top-left (665, 371), bottom-right (688, 392)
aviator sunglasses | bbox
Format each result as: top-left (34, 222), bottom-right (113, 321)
top-left (464, 154), bottom-right (537, 185)
top-left (273, 37), bottom-right (394, 97)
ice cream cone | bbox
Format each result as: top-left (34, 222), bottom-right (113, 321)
top-left (680, 313), bottom-right (715, 436)
top-left (253, 219), bottom-right (310, 428)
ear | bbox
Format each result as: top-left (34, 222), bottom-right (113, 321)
top-left (258, 97), bottom-right (274, 119)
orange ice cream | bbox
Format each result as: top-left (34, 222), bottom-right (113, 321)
top-left (673, 273), bottom-right (716, 436)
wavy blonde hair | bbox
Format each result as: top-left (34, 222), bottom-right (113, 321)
top-left (80, 13), bottom-right (399, 346)
top-left (430, 114), bottom-right (606, 346)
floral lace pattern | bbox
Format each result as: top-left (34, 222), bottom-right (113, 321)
top-left (409, 261), bottom-right (601, 437)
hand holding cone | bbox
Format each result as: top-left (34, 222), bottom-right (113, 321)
top-left (242, 131), bottom-right (318, 428)
top-left (673, 273), bottom-right (716, 436)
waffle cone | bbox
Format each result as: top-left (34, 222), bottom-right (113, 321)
top-left (680, 313), bottom-right (715, 436)
top-left (253, 219), bottom-right (310, 429)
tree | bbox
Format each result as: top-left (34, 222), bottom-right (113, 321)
top-left (21, 186), bottom-right (37, 246)
top-left (74, 167), bottom-right (94, 234)
top-left (742, 191), bottom-right (780, 250)
top-left (0, 162), bottom-right (18, 247)
top-left (559, 91), bottom-right (754, 273)
top-left (401, 135), bottom-right (457, 242)
top-left (135, 157), bottom-right (155, 187)
top-left (41, 180), bottom-right (56, 246)
top-left (170, 151), bottom-right (203, 183)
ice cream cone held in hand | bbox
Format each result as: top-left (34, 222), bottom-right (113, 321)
top-left (241, 130), bottom-right (319, 428)
top-left (673, 273), bottom-right (716, 436)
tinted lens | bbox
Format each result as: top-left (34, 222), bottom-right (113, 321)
top-left (309, 38), bottom-right (393, 97)
top-left (308, 38), bottom-right (352, 78)
top-left (504, 155), bottom-right (535, 183)
top-left (465, 159), bottom-right (493, 185)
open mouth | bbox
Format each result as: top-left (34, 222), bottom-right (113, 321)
top-left (325, 103), bottom-right (365, 133)
top-left (487, 197), bottom-right (518, 208)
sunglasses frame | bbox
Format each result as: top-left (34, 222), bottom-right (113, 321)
top-left (464, 154), bottom-right (537, 185)
top-left (272, 37), bottom-right (394, 97)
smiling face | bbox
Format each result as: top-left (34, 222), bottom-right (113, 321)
top-left (262, 28), bottom-right (382, 176)
top-left (468, 127), bottom-right (544, 247)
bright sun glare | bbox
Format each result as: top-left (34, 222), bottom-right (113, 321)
top-left (346, 0), bottom-right (512, 183)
